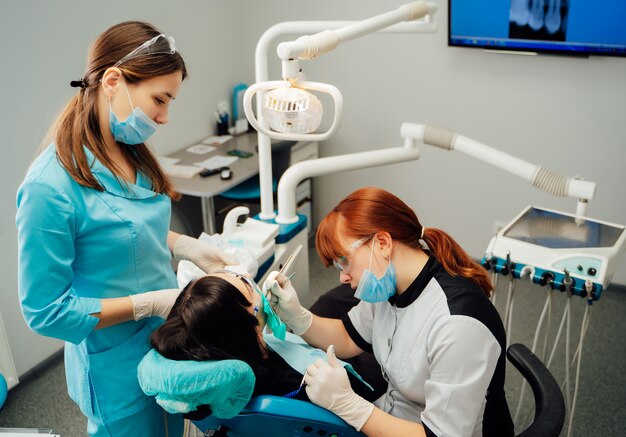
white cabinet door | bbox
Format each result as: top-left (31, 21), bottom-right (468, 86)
top-left (0, 310), bottom-right (18, 389)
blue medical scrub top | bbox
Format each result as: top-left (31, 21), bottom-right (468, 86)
top-left (16, 144), bottom-right (177, 423)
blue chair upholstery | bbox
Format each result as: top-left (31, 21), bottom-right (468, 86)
top-left (219, 175), bottom-right (277, 201)
top-left (219, 140), bottom-right (294, 202)
top-left (138, 348), bottom-right (362, 436)
top-left (0, 372), bottom-right (8, 409)
top-left (195, 396), bottom-right (364, 437)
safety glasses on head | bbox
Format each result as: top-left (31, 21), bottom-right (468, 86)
top-left (113, 33), bottom-right (176, 68)
top-left (332, 236), bottom-right (372, 273)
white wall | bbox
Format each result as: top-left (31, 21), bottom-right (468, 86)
top-left (0, 0), bottom-right (245, 378)
top-left (239, 0), bottom-right (626, 282)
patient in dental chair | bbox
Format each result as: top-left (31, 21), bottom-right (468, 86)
top-left (149, 271), bottom-right (385, 415)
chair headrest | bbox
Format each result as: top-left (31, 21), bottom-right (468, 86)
top-left (138, 349), bottom-right (255, 419)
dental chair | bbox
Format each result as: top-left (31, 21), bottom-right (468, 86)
top-left (139, 343), bottom-right (565, 437)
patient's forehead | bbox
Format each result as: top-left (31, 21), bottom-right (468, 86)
top-left (209, 272), bottom-right (254, 300)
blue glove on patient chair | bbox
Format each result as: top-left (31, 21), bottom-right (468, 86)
top-left (137, 349), bottom-right (255, 419)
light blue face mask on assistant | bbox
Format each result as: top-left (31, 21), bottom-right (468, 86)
top-left (354, 240), bottom-right (398, 303)
top-left (109, 81), bottom-right (158, 145)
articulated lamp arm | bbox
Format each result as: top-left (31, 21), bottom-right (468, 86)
top-left (276, 2), bottom-right (437, 63)
top-left (275, 123), bottom-right (597, 224)
top-left (400, 123), bottom-right (596, 216)
top-left (248, 1), bottom-right (438, 220)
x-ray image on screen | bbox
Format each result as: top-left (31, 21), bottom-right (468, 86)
top-left (450, 0), bottom-right (626, 57)
top-left (509, 0), bottom-right (570, 42)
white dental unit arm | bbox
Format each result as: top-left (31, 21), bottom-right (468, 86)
top-left (400, 123), bottom-right (625, 301)
top-left (277, 120), bottom-right (624, 301)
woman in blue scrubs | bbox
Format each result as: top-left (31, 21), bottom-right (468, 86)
top-left (16, 21), bottom-right (233, 436)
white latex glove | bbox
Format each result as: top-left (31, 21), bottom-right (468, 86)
top-left (129, 288), bottom-right (182, 321)
top-left (305, 345), bottom-right (375, 432)
top-left (173, 235), bottom-right (237, 274)
top-left (263, 271), bottom-right (312, 335)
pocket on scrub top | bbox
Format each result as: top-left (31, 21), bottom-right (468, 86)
top-left (64, 345), bottom-right (93, 417)
top-left (87, 322), bottom-right (154, 422)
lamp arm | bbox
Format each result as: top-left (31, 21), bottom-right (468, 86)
top-left (400, 123), bottom-right (597, 202)
top-left (276, 2), bottom-right (437, 61)
top-left (276, 142), bottom-right (421, 224)
top-left (253, 5), bottom-right (438, 219)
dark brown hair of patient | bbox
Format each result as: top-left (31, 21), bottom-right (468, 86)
top-left (150, 276), bottom-right (266, 371)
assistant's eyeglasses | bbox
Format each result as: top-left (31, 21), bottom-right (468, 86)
top-left (113, 34), bottom-right (176, 68)
top-left (332, 236), bottom-right (372, 273)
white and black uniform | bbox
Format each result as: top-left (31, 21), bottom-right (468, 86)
top-left (342, 256), bottom-right (514, 437)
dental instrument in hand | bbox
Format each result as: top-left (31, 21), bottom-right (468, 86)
top-left (280, 244), bottom-right (302, 276)
top-left (284, 373), bottom-right (307, 399)
top-left (265, 245), bottom-right (302, 298)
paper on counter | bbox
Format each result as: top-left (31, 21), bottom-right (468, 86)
top-left (201, 135), bottom-right (232, 145)
top-left (156, 156), bottom-right (180, 167)
top-left (186, 144), bottom-right (216, 155)
top-left (193, 155), bottom-right (238, 170)
top-left (164, 164), bottom-right (202, 179)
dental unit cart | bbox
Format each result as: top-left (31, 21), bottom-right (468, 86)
top-left (483, 205), bottom-right (626, 300)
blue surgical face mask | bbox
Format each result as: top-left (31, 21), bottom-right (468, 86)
top-left (109, 81), bottom-right (158, 145)
top-left (354, 241), bottom-right (397, 303)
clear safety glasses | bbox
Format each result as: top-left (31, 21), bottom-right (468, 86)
top-left (113, 33), bottom-right (176, 68)
top-left (333, 236), bottom-right (372, 273)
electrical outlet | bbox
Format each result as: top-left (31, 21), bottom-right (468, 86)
top-left (493, 221), bottom-right (507, 235)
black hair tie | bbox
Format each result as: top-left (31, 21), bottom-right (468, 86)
top-left (70, 79), bottom-right (86, 89)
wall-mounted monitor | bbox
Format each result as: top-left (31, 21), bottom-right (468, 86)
top-left (448, 0), bottom-right (626, 57)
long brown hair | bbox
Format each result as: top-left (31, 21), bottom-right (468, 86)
top-left (316, 187), bottom-right (493, 297)
top-left (151, 277), bottom-right (266, 370)
top-left (46, 21), bottom-right (186, 199)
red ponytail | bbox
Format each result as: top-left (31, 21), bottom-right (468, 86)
top-left (422, 228), bottom-right (492, 297)
top-left (316, 187), bottom-right (492, 297)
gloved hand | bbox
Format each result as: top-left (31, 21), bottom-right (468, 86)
top-left (305, 346), bottom-right (375, 431)
top-left (173, 235), bottom-right (237, 274)
top-left (130, 288), bottom-right (182, 321)
top-left (263, 271), bottom-right (312, 336)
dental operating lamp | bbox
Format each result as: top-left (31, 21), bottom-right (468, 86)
top-left (244, 1), bottom-right (438, 221)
